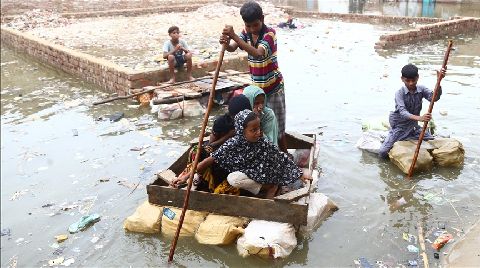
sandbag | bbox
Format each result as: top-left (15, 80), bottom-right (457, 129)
top-left (236, 220), bottom-right (297, 259)
top-left (158, 100), bottom-right (205, 120)
top-left (299, 193), bottom-right (339, 235)
top-left (123, 200), bottom-right (162, 234)
top-left (160, 207), bottom-right (208, 237)
top-left (428, 138), bottom-right (464, 167)
top-left (361, 118), bottom-right (390, 132)
top-left (389, 140), bottom-right (433, 174)
top-left (355, 130), bottom-right (388, 154)
top-left (195, 214), bottom-right (248, 245)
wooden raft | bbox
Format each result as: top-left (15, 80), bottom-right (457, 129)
top-left (146, 132), bottom-right (318, 226)
top-left (143, 70), bottom-right (252, 105)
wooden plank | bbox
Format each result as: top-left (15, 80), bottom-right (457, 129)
top-left (285, 132), bottom-right (314, 149)
top-left (224, 69), bottom-right (241, 75)
top-left (208, 71), bottom-right (228, 77)
top-left (274, 181), bottom-right (310, 203)
top-left (147, 185), bottom-right (308, 225)
top-left (158, 169), bottom-right (176, 186)
top-left (228, 76), bottom-right (252, 85)
top-left (168, 148), bottom-right (190, 175)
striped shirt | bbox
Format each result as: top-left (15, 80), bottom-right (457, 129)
top-left (239, 25), bottom-right (283, 95)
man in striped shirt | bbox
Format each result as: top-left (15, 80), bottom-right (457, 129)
top-left (219, 1), bottom-right (288, 152)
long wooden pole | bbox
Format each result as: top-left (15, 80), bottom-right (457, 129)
top-left (168, 45), bottom-right (226, 263)
top-left (407, 40), bottom-right (453, 178)
top-left (92, 71), bottom-right (248, 105)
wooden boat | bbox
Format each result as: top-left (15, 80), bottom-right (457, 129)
top-left (147, 132), bottom-right (319, 226)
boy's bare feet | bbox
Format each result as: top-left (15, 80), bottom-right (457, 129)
top-left (188, 76), bottom-right (195, 81)
top-left (167, 78), bottom-right (175, 84)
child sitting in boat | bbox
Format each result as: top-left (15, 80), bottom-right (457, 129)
top-left (171, 110), bottom-right (310, 198)
top-left (379, 64), bottom-right (446, 158)
top-left (243, 85), bottom-right (279, 147)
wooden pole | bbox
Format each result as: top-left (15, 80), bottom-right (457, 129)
top-left (167, 45), bottom-right (226, 263)
top-left (92, 71), bottom-right (248, 106)
top-left (407, 40), bottom-right (453, 178)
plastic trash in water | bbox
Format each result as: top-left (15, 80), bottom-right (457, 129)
top-left (68, 213), bottom-right (101, 233)
top-left (48, 256), bottom-right (64, 266)
top-left (408, 260), bottom-right (418, 266)
top-left (357, 257), bottom-right (373, 268)
top-left (55, 234), bottom-right (68, 243)
top-left (407, 245), bottom-right (419, 253)
top-left (163, 207), bottom-right (176, 220)
top-left (432, 233), bottom-right (453, 250)
top-left (403, 233), bottom-right (417, 244)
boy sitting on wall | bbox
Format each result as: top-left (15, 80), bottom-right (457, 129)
top-left (163, 25), bottom-right (194, 83)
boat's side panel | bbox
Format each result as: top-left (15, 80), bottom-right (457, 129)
top-left (147, 185), bottom-right (308, 226)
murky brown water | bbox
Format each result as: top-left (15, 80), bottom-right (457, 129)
top-left (2, 8), bottom-right (480, 268)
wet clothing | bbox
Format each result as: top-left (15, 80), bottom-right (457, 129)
top-left (379, 84), bottom-right (441, 158)
top-left (242, 85), bottom-right (279, 145)
top-left (163, 39), bottom-right (188, 68)
top-left (239, 25), bottom-right (283, 95)
top-left (212, 110), bottom-right (302, 186)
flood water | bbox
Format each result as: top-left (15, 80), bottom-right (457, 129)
top-left (2, 12), bottom-right (480, 268)
top-left (272, 0), bottom-right (480, 18)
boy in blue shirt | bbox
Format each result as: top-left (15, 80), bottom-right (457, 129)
top-left (379, 64), bottom-right (446, 158)
top-left (163, 26), bottom-right (194, 83)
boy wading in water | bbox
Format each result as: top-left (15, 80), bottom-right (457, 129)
top-left (219, 1), bottom-right (288, 152)
top-left (163, 26), bottom-right (194, 83)
top-left (379, 64), bottom-right (446, 158)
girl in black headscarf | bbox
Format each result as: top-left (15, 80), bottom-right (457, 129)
top-left (172, 110), bottom-right (309, 198)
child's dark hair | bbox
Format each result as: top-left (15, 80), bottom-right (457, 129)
top-left (228, 95), bottom-right (251, 117)
top-left (243, 111), bottom-right (259, 129)
top-left (401, 64), bottom-right (419, 79)
top-left (168, 26), bottom-right (179, 34)
top-left (240, 1), bottom-right (263, 23)
top-left (213, 114), bottom-right (232, 136)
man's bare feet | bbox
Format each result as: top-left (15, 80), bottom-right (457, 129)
top-left (187, 76), bottom-right (195, 81)
top-left (167, 78), bottom-right (175, 84)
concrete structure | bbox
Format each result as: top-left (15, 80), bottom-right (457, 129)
top-left (289, 10), bottom-right (480, 50)
top-left (1, 26), bottom-right (247, 96)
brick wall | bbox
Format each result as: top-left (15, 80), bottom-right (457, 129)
top-left (288, 10), bottom-right (479, 50)
top-left (1, 26), bottom-right (248, 95)
top-left (375, 17), bottom-right (480, 49)
top-left (290, 10), bottom-right (444, 24)
top-left (1, 3), bottom-right (215, 23)
top-left (0, 0), bottom-right (217, 16)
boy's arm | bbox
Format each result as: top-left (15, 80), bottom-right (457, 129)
top-left (220, 36), bottom-right (239, 52)
top-left (222, 26), bottom-right (264, 57)
top-left (209, 130), bottom-right (235, 148)
top-left (163, 43), bottom-right (180, 59)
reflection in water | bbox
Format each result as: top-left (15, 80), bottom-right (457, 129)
top-left (271, 0), bottom-right (480, 18)
top-left (349, 0), bottom-right (366, 14)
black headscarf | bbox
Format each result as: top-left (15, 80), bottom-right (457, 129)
top-left (212, 110), bottom-right (302, 186)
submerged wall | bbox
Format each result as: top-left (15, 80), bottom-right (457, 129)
top-left (375, 17), bottom-right (480, 49)
top-left (289, 10), bottom-right (480, 50)
top-left (1, 26), bottom-right (248, 95)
